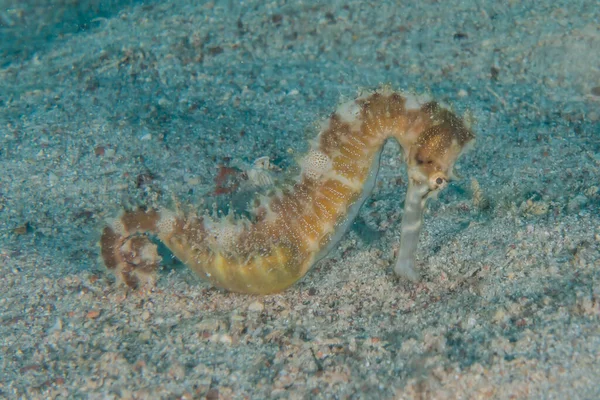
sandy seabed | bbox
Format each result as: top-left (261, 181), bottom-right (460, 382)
top-left (1, 0), bottom-right (599, 398)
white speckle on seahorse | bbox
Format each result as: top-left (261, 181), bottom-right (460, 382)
top-left (301, 149), bottom-right (333, 181)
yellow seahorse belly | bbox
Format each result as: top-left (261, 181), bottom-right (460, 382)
top-left (100, 87), bottom-right (475, 294)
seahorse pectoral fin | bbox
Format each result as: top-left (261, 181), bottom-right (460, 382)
top-left (393, 180), bottom-right (430, 282)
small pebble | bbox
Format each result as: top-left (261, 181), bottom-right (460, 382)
top-left (219, 334), bottom-right (233, 345)
top-left (48, 172), bottom-right (58, 186)
top-left (567, 194), bottom-right (588, 213)
top-left (248, 300), bottom-right (264, 312)
top-left (48, 318), bottom-right (63, 334)
top-left (138, 330), bottom-right (152, 342)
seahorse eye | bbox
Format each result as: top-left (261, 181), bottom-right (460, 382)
top-left (429, 173), bottom-right (448, 190)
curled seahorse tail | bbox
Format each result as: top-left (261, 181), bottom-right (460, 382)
top-left (100, 208), bottom-right (163, 288)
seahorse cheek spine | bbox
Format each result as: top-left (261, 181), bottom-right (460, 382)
top-left (100, 88), bottom-right (475, 294)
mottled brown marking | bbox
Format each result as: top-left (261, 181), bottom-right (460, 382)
top-left (360, 92), bottom-right (390, 118)
top-left (121, 236), bottom-right (159, 274)
top-left (319, 114), bottom-right (352, 155)
top-left (120, 209), bottom-right (160, 233)
top-left (100, 226), bottom-right (120, 270)
top-left (420, 101), bottom-right (439, 115)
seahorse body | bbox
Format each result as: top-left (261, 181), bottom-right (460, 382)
top-left (100, 88), bottom-right (475, 294)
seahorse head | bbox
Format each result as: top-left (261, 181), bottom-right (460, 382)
top-left (407, 108), bottom-right (475, 196)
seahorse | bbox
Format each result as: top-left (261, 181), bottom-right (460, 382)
top-left (100, 87), bottom-right (475, 294)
